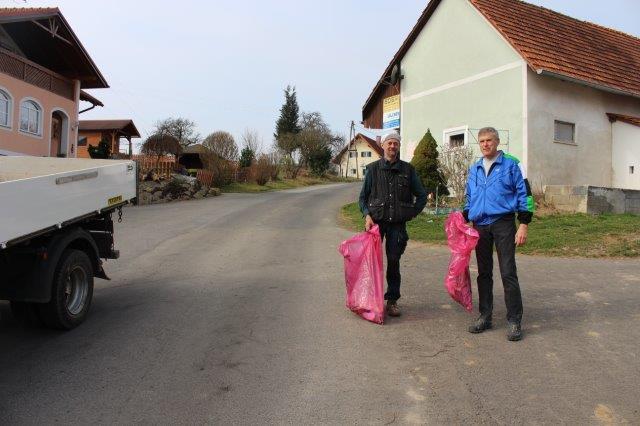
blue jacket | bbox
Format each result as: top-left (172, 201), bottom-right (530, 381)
top-left (463, 151), bottom-right (534, 226)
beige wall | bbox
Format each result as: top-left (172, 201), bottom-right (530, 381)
top-left (527, 70), bottom-right (640, 189)
top-left (0, 72), bottom-right (79, 157)
top-left (337, 137), bottom-right (381, 179)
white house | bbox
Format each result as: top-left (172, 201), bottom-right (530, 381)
top-left (361, 0), bottom-right (640, 190)
top-left (332, 133), bottom-right (384, 179)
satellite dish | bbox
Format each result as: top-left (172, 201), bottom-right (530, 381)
top-left (390, 64), bottom-right (402, 85)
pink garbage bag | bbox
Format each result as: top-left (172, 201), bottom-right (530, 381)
top-left (444, 211), bottom-right (480, 312)
top-left (338, 224), bottom-right (384, 324)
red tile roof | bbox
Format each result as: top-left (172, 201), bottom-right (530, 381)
top-left (363, 0), bottom-right (640, 115)
top-left (0, 7), bottom-right (59, 19)
top-left (470, 0), bottom-right (640, 98)
top-left (333, 133), bottom-right (383, 164)
top-left (607, 113), bottom-right (640, 128)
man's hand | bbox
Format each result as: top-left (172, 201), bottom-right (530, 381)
top-left (515, 224), bottom-right (528, 246)
top-left (365, 215), bottom-right (374, 231)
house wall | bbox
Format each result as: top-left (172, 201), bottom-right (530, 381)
top-left (338, 138), bottom-right (382, 179)
top-left (0, 72), bottom-right (78, 157)
top-left (527, 71), bottom-right (640, 189)
top-left (76, 130), bottom-right (103, 159)
top-left (611, 121), bottom-right (640, 190)
top-left (400, 0), bottom-right (524, 164)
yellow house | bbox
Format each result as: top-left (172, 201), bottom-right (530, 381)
top-left (333, 133), bottom-right (383, 179)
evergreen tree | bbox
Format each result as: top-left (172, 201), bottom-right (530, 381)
top-left (411, 129), bottom-right (449, 195)
top-left (239, 146), bottom-right (255, 168)
top-left (274, 85), bottom-right (301, 157)
top-left (87, 137), bottom-right (111, 159)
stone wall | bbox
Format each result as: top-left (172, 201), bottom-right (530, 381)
top-left (544, 185), bottom-right (640, 214)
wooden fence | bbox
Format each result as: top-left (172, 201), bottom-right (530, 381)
top-left (132, 155), bottom-right (176, 179)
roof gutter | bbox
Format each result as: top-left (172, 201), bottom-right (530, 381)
top-left (536, 69), bottom-right (640, 100)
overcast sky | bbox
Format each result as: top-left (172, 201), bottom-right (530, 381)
top-left (15, 0), bottom-right (640, 150)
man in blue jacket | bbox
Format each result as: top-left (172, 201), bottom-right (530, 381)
top-left (359, 132), bottom-right (427, 317)
top-left (463, 127), bottom-right (534, 341)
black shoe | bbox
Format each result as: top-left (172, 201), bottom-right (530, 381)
top-left (468, 317), bottom-right (492, 334)
top-left (507, 322), bottom-right (523, 341)
top-left (386, 301), bottom-right (401, 317)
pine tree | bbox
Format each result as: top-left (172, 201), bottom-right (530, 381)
top-left (274, 85), bottom-right (301, 153)
top-left (411, 129), bottom-right (449, 195)
top-left (239, 146), bottom-right (255, 168)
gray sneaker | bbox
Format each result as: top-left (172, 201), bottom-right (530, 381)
top-left (386, 301), bottom-right (401, 317)
top-left (507, 322), bottom-right (523, 341)
top-left (468, 316), bottom-right (492, 334)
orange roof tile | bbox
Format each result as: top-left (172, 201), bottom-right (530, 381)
top-left (470, 0), bottom-right (640, 98)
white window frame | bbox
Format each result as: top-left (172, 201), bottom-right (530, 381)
top-left (361, 151), bottom-right (372, 158)
top-left (443, 125), bottom-right (469, 149)
top-left (0, 87), bottom-right (12, 129)
top-left (553, 119), bottom-right (577, 145)
top-left (348, 151), bottom-right (357, 158)
top-left (19, 97), bottom-right (43, 138)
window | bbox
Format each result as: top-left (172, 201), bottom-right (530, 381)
top-left (19, 100), bottom-right (42, 135)
top-left (554, 120), bottom-right (575, 144)
top-left (0, 89), bottom-right (10, 127)
top-left (449, 134), bottom-right (464, 148)
top-left (361, 151), bottom-right (372, 158)
top-left (443, 126), bottom-right (468, 149)
top-left (350, 169), bottom-right (356, 175)
top-left (77, 136), bottom-right (88, 147)
top-left (349, 151), bottom-right (357, 158)
top-left (362, 167), bottom-right (366, 175)
top-left (630, 166), bottom-right (635, 175)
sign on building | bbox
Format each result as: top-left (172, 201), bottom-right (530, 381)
top-left (382, 95), bottom-right (400, 129)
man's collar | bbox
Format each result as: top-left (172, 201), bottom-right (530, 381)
top-left (476, 150), bottom-right (504, 167)
top-left (381, 157), bottom-right (401, 170)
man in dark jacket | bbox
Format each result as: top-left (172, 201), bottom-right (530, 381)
top-left (463, 127), bottom-right (534, 341)
top-left (359, 132), bottom-right (427, 317)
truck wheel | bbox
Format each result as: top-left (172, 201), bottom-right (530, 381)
top-left (38, 249), bottom-right (94, 330)
top-left (10, 301), bottom-right (43, 327)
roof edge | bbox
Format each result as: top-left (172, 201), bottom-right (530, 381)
top-left (538, 69), bottom-right (640, 100)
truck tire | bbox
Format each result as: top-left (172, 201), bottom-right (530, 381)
top-left (38, 249), bottom-right (94, 330)
top-left (10, 301), bottom-right (43, 327)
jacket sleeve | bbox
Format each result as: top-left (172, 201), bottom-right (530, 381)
top-left (512, 162), bottom-right (533, 224)
top-left (463, 167), bottom-right (472, 222)
top-left (410, 167), bottom-right (427, 215)
top-left (358, 168), bottom-right (372, 217)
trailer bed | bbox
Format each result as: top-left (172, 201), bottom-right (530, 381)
top-left (0, 157), bottom-right (136, 248)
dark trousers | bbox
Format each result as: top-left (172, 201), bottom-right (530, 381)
top-left (378, 222), bottom-right (408, 302)
top-left (474, 218), bottom-right (523, 324)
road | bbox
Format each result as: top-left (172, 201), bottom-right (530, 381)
top-left (1, 183), bottom-right (639, 424)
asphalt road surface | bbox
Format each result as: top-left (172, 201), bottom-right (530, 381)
top-left (1, 183), bottom-right (639, 424)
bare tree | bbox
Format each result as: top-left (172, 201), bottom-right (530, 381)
top-left (439, 145), bottom-right (475, 206)
top-left (154, 117), bottom-right (201, 150)
top-left (241, 128), bottom-right (263, 155)
top-left (202, 131), bottom-right (239, 161)
top-left (141, 133), bottom-right (180, 167)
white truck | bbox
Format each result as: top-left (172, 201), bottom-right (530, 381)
top-left (0, 157), bottom-right (137, 329)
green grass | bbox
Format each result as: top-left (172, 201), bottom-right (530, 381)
top-left (341, 202), bottom-right (640, 258)
top-left (223, 175), bottom-right (355, 193)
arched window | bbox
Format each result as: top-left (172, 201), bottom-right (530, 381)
top-left (0, 89), bottom-right (11, 128)
top-left (19, 99), bottom-right (42, 135)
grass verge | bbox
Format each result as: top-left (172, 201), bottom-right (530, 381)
top-left (223, 176), bottom-right (356, 193)
top-left (341, 202), bottom-right (640, 258)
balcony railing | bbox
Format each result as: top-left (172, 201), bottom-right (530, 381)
top-left (0, 48), bottom-right (74, 100)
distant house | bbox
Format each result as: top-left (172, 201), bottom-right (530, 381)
top-left (0, 8), bottom-right (106, 157)
top-left (362, 0), bottom-right (640, 190)
top-left (332, 133), bottom-right (384, 179)
top-left (77, 119), bottom-right (140, 158)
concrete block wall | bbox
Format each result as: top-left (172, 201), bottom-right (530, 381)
top-left (544, 185), bottom-right (640, 214)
